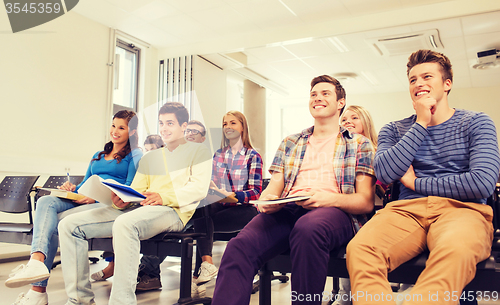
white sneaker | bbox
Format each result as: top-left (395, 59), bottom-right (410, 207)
top-left (5, 260), bottom-right (50, 288)
top-left (194, 262), bottom-right (218, 284)
top-left (90, 270), bottom-right (109, 282)
top-left (12, 290), bottom-right (48, 305)
top-left (191, 281), bottom-right (206, 298)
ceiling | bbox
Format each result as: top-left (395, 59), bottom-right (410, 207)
top-left (223, 11), bottom-right (500, 95)
top-left (72, 0), bottom-right (500, 95)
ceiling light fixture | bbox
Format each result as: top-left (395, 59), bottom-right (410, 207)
top-left (332, 72), bottom-right (358, 83)
top-left (266, 37), bottom-right (313, 48)
top-left (282, 37), bottom-right (313, 46)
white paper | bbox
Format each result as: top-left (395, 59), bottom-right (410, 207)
top-left (249, 195), bottom-right (311, 205)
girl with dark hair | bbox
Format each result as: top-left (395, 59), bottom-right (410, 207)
top-left (5, 110), bottom-right (143, 305)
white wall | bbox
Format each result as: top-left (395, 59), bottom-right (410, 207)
top-left (348, 86), bottom-right (500, 143)
top-left (226, 73), bottom-right (244, 112)
top-left (191, 56), bottom-right (228, 153)
top-left (268, 86), bottom-right (500, 153)
top-left (0, 12), bottom-right (111, 177)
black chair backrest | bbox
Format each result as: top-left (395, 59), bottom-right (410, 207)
top-left (382, 181), bottom-right (399, 207)
top-left (0, 176), bottom-right (39, 213)
top-left (262, 178), bottom-right (270, 192)
top-left (35, 175), bottom-right (85, 203)
top-left (489, 182), bottom-right (500, 231)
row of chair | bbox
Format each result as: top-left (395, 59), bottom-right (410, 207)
top-left (0, 175), bottom-right (84, 246)
top-left (2, 175), bottom-right (499, 305)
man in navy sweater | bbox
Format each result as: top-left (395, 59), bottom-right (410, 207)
top-left (346, 49), bottom-right (500, 305)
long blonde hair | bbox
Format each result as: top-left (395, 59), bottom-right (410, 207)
top-left (341, 105), bottom-right (378, 148)
top-left (221, 111), bottom-right (254, 149)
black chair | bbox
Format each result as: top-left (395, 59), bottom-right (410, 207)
top-left (258, 182), bottom-right (500, 305)
top-left (0, 176), bottom-right (39, 245)
top-left (199, 178), bottom-right (289, 294)
top-left (34, 175), bottom-right (85, 208)
top-left (202, 205), bottom-right (289, 294)
top-left (87, 208), bottom-right (213, 305)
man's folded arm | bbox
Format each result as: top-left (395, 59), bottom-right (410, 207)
top-left (375, 123), bottom-right (428, 185)
top-left (414, 115), bottom-right (500, 200)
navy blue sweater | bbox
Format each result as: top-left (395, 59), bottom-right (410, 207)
top-left (375, 109), bottom-right (500, 203)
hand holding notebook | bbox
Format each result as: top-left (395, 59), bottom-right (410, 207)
top-left (77, 175), bottom-right (146, 205)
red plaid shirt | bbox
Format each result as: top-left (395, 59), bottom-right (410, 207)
top-left (212, 146), bottom-right (263, 205)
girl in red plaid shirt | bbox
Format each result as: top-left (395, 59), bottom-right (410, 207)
top-left (192, 111), bottom-right (263, 296)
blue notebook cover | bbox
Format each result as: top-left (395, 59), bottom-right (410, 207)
top-left (102, 181), bottom-right (146, 199)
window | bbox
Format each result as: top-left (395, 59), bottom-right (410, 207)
top-left (113, 39), bottom-right (140, 113)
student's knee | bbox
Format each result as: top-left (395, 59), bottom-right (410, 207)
top-left (36, 195), bottom-right (51, 206)
top-left (345, 237), bottom-right (357, 260)
top-left (290, 220), bottom-right (323, 247)
top-left (58, 214), bottom-right (81, 238)
top-left (346, 234), bottom-right (371, 263)
top-left (225, 233), bottom-right (252, 257)
top-left (36, 195), bottom-right (57, 211)
top-left (112, 214), bottom-right (136, 236)
top-left (290, 214), bottom-right (344, 248)
top-left (432, 242), bottom-right (488, 267)
top-left (57, 217), bottom-right (68, 234)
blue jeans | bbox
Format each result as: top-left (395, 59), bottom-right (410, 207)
top-left (31, 196), bottom-right (79, 287)
top-left (139, 255), bottom-right (167, 278)
top-left (31, 196), bottom-right (104, 287)
top-left (58, 205), bottom-right (184, 305)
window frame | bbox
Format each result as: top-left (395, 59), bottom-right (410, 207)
top-left (113, 38), bottom-right (141, 113)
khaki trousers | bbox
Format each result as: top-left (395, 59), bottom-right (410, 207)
top-left (346, 196), bottom-right (494, 305)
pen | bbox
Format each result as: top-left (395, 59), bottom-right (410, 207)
top-left (67, 172), bottom-right (70, 184)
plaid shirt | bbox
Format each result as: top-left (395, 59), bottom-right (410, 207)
top-left (269, 126), bottom-right (375, 232)
top-left (212, 146), bottom-right (263, 205)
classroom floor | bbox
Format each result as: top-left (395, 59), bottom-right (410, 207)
top-left (0, 241), bottom-right (294, 305)
top-left (0, 241), bottom-right (498, 305)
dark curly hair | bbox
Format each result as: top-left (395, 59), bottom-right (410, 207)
top-left (93, 110), bottom-right (138, 163)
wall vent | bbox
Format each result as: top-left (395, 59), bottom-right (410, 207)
top-left (366, 29), bottom-right (444, 56)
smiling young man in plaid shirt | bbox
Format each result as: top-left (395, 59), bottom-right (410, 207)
top-left (212, 75), bottom-right (376, 305)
